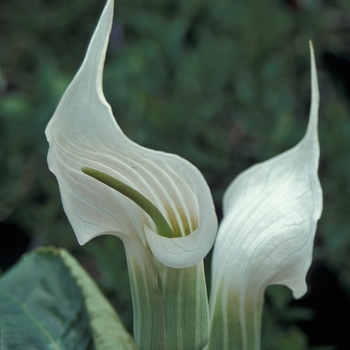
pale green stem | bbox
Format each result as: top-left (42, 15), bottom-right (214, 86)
top-left (156, 260), bottom-right (210, 350)
top-left (123, 238), bottom-right (166, 350)
top-left (207, 287), bottom-right (263, 350)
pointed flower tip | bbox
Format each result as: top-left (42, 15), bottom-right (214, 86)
top-left (305, 40), bottom-right (320, 142)
top-left (45, 0), bottom-right (115, 144)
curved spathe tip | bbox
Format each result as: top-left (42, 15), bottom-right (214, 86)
top-left (145, 171), bottom-right (218, 268)
top-left (145, 217), bottom-right (217, 269)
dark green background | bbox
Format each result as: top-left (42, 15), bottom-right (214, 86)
top-left (1, 0), bottom-right (350, 348)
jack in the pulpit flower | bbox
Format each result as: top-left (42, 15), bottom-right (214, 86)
top-left (207, 43), bottom-right (322, 350)
top-left (45, 0), bottom-right (217, 349)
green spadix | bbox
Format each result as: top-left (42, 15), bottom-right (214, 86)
top-left (81, 167), bottom-right (175, 239)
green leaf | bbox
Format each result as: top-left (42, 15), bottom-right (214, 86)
top-left (58, 249), bottom-right (137, 350)
top-left (0, 247), bottom-right (93, 350)
top-left (0, 247), bottom-right (136, 350)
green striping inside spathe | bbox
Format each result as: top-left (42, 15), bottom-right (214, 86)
top-left (81, 167), bottom-right (175, 239)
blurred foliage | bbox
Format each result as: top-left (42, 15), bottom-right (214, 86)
top-left (1, 0), bottom-right (350, 348)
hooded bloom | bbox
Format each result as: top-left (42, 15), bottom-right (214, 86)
top-left (45, 0), bottom-right (217, 349)
top-left (207, 43), bottom-right (322, 350)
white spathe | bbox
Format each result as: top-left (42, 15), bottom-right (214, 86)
top-left (207, 43), bottom-right (322, 350)
top-left (45, 0), bottom-right (217, 269)
top-left (211, 42), bottom-right (322, 312)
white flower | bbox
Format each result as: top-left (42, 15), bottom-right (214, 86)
top-left (45, 1), bottom-right (217, 349)
top-left (207, 43), bottom-right (322, 350)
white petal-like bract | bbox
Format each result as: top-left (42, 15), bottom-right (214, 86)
top-left (45, 0), bottom-right (217, 268)
top-left (208, 43), bottom-right (322, 350)
top-left (46, 1), bottom-right (217, 348)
